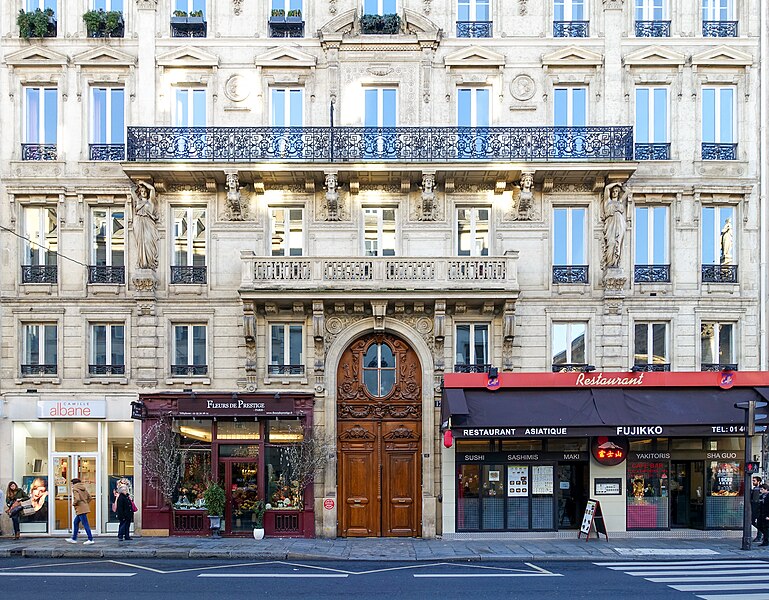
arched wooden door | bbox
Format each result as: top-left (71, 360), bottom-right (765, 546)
top-left (337, 333), bottom-right (422, 537)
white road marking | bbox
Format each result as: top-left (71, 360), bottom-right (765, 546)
top-left (620, 568), bottom-right (769, 577)
top-left (696, 595), bottom-right (769, 600)
top-left (649, 575), bottom-right (769, 583)
top-left (198, 573), bottom-right (348, 578)
top-left (612, 548), bottom-right (719, 556)
top-left (0, 572), bottom-right (135, 577)
top-left (671, 583), bottom-right (769, 592)
top-left (413, 573), bottom-right (563, 578)
top-left (597, 560), bottom-right (765, 567)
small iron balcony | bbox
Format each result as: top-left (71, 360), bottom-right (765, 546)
top-left (454, 363), bottom-right (492, 374)
top-left (170, 16), bottom-right (206, 37)
top-left (635, 20), bottom-right (670, 37)
top-left (553, 21), bottom-right (589, 37)
top-left (269, 16), bottom-right (304, 37)
top-left (701, 363), bottom-right (738, 372)
top-left (267, 364), bottom-right (305, 376)
top-left (552, 265), bottom-right (589, 284)
top-left (21, 364), bottom-right (57, 376)
top-left (171, 364), bottom-right (208, 376)
top-left (702, 264), bottom-right (737, 283)
top-left (552, 363), bottom-right (589, 373)
top-left (456, 21), bottom-right (492, 38)
top-left (22, 144), bottom-right (57, 161)
top-left (171, 266), bottom-right (207, 284)
top-left (88, 266), bottom-right (125, 284)
top-left (632, 363), bottom-right (671, 372)
top-left (702, 143), bottom-right (737, 160)
top-left (702, 21), bottom-right (737, 37)
top-left (634, 264), bottom-right (670, 283)
top-left (89, 364), bottom-right (126, 376)
top-left (635, 143), bottom-right (670, 160)
top-left (89, 144), bottom-right (125, 161)
top-left (22, 265), bottom-right (57, 284)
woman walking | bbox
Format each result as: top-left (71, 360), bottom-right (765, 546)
top-left (4, 481), bottom-right (28, 540)
top-left (65, 478), bottom-right (94, 545)
top-left (116, 485), bottom-right (133, 541)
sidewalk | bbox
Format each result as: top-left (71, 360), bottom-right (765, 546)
top-left (2, 533), bottom-right (769, 562)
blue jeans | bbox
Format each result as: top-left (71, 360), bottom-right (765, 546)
top-left (72, 513), bottom-right (93, 541)
top-left (118, 519), bottom-right (131, 540)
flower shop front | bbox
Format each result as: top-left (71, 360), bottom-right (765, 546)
top-left (138, 392), bottom-right (315, 538)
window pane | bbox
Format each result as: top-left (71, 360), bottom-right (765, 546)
top-left (93, 325), bottom-right (107, 364)
top-left (473, 325), bottom-right (488, 364)
top-left (652, 323), bottom-right (666, 363)
top-left (553, 208), bottom-right (567, 264)
top-left (364, 344), bottom-right (377, 368)
top-left (271, 325), bottom-right (284, 364)
top-left (25, 326), bottom-right (40, 364)
top-left (289, 325), bottom-right (302, 365)
top-left (93, 209), bottom-right (107, 265)
top-left (289, 89), bottom-right (303, 127)
top-left (192, 90), bottom-right (206, 127)
top-left (634, 323), bottom-right (648, 363)
top-left (111, 326), bottom-right (125, 365)
top-left (175, 326), bottom-right (189, 364)
top-left (174, 209), bottom-right (189, 266)
top-left (457, 89), bottom-right (471, 127)
top-left (456, 325), bottom-right (470, 364)
top-left (718, 324), bottom-right (732, 362)
top-left (652, 206), bottom-right (667, 263)
top-left (43, 89), bottom-right (57, 145)
top-left (26, 88), bottom-right (40, 143)
top-left (192, 209), bottom-right (206, 266)
top-left (457, 208), bottom-right (471, 256)
top-left (701, 207), bottom-right (715, 263)
top-left (552, 324), bottom-right (567, 364)
top-left (701, 323), bottom-right (715, 363)
top-left (719, 89), bottom-right (733, 143)
top-left (570, 323), bottom-right (586, 364)
top-left (288, 209), bottom-right (303, 256)
top-left (380, 368), bottom-right (395, 396)
top-left (112, 211), bottom-right (125, 267)
top-left (635, 89), bottom-right (649, 143)
top-left (93, 88), bottom-right (107, 144)
top-left (554, 0), bottom-right (565, 21)
top-left (653, 88), bottom-right (667, 142)
top-left (382, 89), bottom-right (396, 127)
top-left (634, 207), bottom-right (649, 264)
top-left (111, 89), bottom-right (125, 143)
top-left (272, 89), bottom-right (285, 127)
top-left (572, 88), bottom-right (586, 127)
top-left (365, 89), bottom-right (378, 127)
top-left (458, 0), bottom-right (470, 21)
top-left (554, 89), bottom-right (568, 127)
top-left (44, 325), bottom-right (57, 365)
top-left (571, 208), bottom-right (585, 264)
top-left (475, 89), bottom-right (490, 127)
top-left (380, 344), bottom-right (394, 368)
top-left (702, 89), bottom-right (715, 143)
top-left (192, 326), bottom-right (206, 365)
top-left (719, 207), bottom-right (734, 264)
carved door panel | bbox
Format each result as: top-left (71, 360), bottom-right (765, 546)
top-left (382, 422), bottom-right (421, 537)
top-left (338, 423), bottom-right (379, 537)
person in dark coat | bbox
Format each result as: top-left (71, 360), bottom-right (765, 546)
top-left (116, 485), bottom-right (133, 541)
top-left (752, 476), bottom-right (763, 542)
top-left (758, 483), bottom-right (769, 547)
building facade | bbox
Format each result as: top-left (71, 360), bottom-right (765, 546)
top-left (0, 0), bottom-right (765, 538)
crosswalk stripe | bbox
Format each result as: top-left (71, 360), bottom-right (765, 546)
top-left (0, 573), bottom-right (135, 577)
top-left (696, 595), bottom-right (769, 600)
top-left (621, 568), bottom-right (769, 577)
top-left (648, 575), bottom-right (769, 583)
top-left (597, 560), bottom-right (765, 567)
top-left (198, 574), bottom-right (348, 578)
top-left (608, 563), bottom-right (766, 571)
top-left (412, 573), bottom-right (563, 578)
top-left (671, 583), bottom-right (769, 592)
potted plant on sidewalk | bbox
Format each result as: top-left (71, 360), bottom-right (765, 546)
top-left (252, 500), bottom-right (266, 540)
top-left (203, 482), bottom-right (225, 537)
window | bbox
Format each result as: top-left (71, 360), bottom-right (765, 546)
top-left (174, 88), bottom-right (206, 127)
top-left (171, 208), bottom-right (206, 284)
top-left (364, 208), bottom-right (397, 256)
top-left (457, 207), bottom-right (489, 256)
top-left (701, 205), bottom-right (736, 283)
top-left (457, 0), bottom-right (491, 37)
top-left (634, 0), bottom-right (669, 37)
top-left (173, 324), bottom-right (207, 376)
top-left (363, 0), bottom-right (396, 15)
top-left (634, 205), bottom-right (669, 282)
top-left (635, 87), bottom-right (669, 159)
top-left (455, 324), bottom-right (489, 372)
top-left (552, 322), bottom-right (586, 369)
top-left (270, 208), bottom-right (303, 256)
top-left (22, 207), bottom-right (57, 284)
top-left (90, 207), bottom-right (125, 284)
top-left (364, 88), bottom-right (397, 157)
top-left (700, 322), bottom-right (735, 370)
top-left (269, 324), bottom-right (303, 375)
top-left (702, 87), bottom-right (736, 159)
top-left (175, 0), bottom-right (205, 16)
top-left (702, 0), bottom-right (736, 36)
top-left (27, 0), bottom-right (55, 8)
top-left (271, 0), bottom-right (302, 14)
top-left (269, 0), bottom-right (304, 37)
top-left (554, 88), bottom-right (587, 127)
top-left (90, 323), bottom-right (125, 376)
top-left (553, 207), bottom-right (588, 283)
top-left (363, 342), bottom-right (396, 397)
top-left (22, 324), bottom-right (57, 376)
top-left (634, 323), bottom-right (669, 370)
top-left (457, 88), bottom-right (490, 127)
top-left (90, 88), bottom-right (124, 160)
top-left (93, 0), bottom-right (123, 9)
top-left (23, 87), bottom-right (57, 160)
top-left (270, 88), bottom-right (303, 127)
top-left (554, 0), bottom-right (588, 37)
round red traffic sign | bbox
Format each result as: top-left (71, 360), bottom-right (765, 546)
top-left (323, 498), bottom-right (335, 510)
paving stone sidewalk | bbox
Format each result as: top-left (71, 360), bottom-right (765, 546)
top-left (2, 533), bottom-right (769, 562)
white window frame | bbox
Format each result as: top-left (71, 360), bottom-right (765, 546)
top-left (634, 205), bottom-right (669, 265)
top-left (173, 323), bottom-right (207, 367)
top-left (172, 207), bottom-right (207, 267)
top-left (363, 207), bottom-right (397, 257)
top-left (552, 206), bottom-right (587, 266)
top-left (27, 0), bottom-right (55, 11)
top-left (634, 0), bottom-right (667, 20)
top-left (633, 322), bottom-right (669, 365)
top-left (458, 0), bottom-right (490, 21)
top-left (24, 87), bottom-right (57, 145)
top-left (364, 87), bottom-right (398, 128)
top-left (173, 87), bottom-right (206, 127)
top-left (457, 87), bottom-right (491, 127)
top-left (90, 87), bottom-right (125, 145)
top-left (553, 87), bottom-right (587, 127)
top-left (701, 205), bottom-right (735, 266)
top-left (454, 323), bottom-right (490, 367)
top-left (363, 0), bottom-right (396, 16)
top-left (270, 207), bottom-right (304, 257)
top-left (456, 206), bottom-right (490, 257)
top-left (22, 323), bottom-right (57, 367)
top-left (702, 0), bottom-right (733, 21)
top-left (270, 88), bottom-right (304, 127)
top-left (92, 0), bottom-right (123, 11)
top-left (23, 206), bottom-right (57, 266)
top-left (635, 86), bottom-right (669, 144)
top-left (175, 0), bottom-right (205, 16)
top-left (554, 0), bottom-right (586, 21)
top-left (700, 321), bottom-right (735, 366)
top-left (551, 322), bottom-right (588, 366)
top-left (269, 323), bottom-right (304, 368)
top-left (91, 207), bottom-right (125, 267)
top-left (90, 322), bottom-right (125, 367)
top-left (701, 86), bottom-right (736, 144)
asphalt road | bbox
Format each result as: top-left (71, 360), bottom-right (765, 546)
top-left (0, 558), bottom-right (766, 599)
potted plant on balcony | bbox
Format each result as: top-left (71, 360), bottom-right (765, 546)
top-left (171, 9), bottom-right (188, 24)
top-left (252, 500), bottom-right (266, 540)
top-left (360, 12), bottom-right (400, 34)
top-left (270, 8), bottom-right (286, 22)
top-left (83, 9), bottom-right (124, 38)
top-left (17, 8), bottom-right (54, 39)
top-left (203, 482), bottom-right (225, 537)
top-left (286, 9), bottom-right (302, 22)
top-left (104, 10), bottom-right (124, 36)
top-left (187, 9), bottom-right (205, 23)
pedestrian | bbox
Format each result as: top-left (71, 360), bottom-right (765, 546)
top-left (758, 483), bottom-right (769, 547)
top-left (65, 478), bottom-right (94, 545)
top-left (4, 481), bottom-right (28, 540)
top-left (116, 485), bottom-right (133, 541)
top-left (751, 476), bottom-right (763, 542)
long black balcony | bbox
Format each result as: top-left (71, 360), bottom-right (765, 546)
top-left (267, 364), bottom-right (305, 376)
top-left (22, 144), bottom-right (57, 161)
top-left (89, 364), bottom-right (126, 376)
top-left (702, 264), bottom-right (737, 283)
top-left (171, 364), bottom-right (208, 376)
top-left (632, 363), bottom-right (670, 372)
top-left (89, 266), bottom-right (125, 284)
top-left (635, 20), bottom-right (670, 37)
top-left (170, 16), bottom-right (206, 37)
top-left (702, 21), bottom-right (737, 37)
top-left (635, 143), bottom-right (670, 160)
top-left (127, 126), bottom-right (634, 162)
top-left (454, 363), bottom-right (492, 374)
top-left (21, 364), bottom-right (57, 376)
top-left (702, 143), bottom-right (737, 160)
top-left (22, 265), bottom-right (57, 284)
top-left (89, 143), bottom-right (125, 161)
top-left (552, 363), bottom-right (589, 373)
top-left (552, 265), bottom-right (589, 284)
top-left (553, 21), bottom-right (589, 37)
top-left (171, 265), bottom-right (207, 284)
top-left (701, 363), bottom-right (738, 372)
top-left (456, 21), bottom-right (492, 37)
top-left (269, 17), bottom-right (304, 37)
top-left (634, 264), bottom-right (670, 283)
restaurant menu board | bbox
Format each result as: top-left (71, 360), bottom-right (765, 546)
top-left (532, 465), bottom-right (554, 495)
top-left (507, 465), bottom-right (529, 497)
top-left (709, 461), bottom-right (741, 497)
top-left (579, 499), bottom-right (608, 540)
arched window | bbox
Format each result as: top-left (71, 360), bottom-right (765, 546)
top-left (362, 342), bottom-right (396, 397)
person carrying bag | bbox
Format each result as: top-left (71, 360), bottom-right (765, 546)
top-left (5, 481), bottom-right (29, 540)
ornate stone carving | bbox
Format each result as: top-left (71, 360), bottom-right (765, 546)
top-left (167, 184), bottom-right (207, 193)
top-left (224, 75), bottom-right (249, 102)
top-left (324, 172), bottom-right (342, 221)
top-left (338, 403), bottom-right (421, 420)
top-left (602, 182), bottom-right (629, 269)
top-left (423, 0), bottom-right (432, 14)
top-left (136, 0), bottom-right (158, 9)
top-left (510, 75), bottom-right (535, 101)
top-left (371, 300), bottom-right (387, 331)
top-left (329, 0), bottom-right (337, 14)
top-left (518, 0), bottom-right (528, 14)
top-left (233, 0), bottom-right (243, 15)
top-left (130, 181), bottom-right (159, 270)
top-left (132, 271), bottom-right (157, 292)
top-left (604, 275), bottom-right (627, 291)
top-left (513, 171), bottom-right (535, 220)
top-left (551, 182), bottom-right (591, 194)
top-left (602, 0), bottom-right (624, 9)
top-left (418, 173), bottom-right (437, 221)
top-left (224, 172), bottom-right (247, 221)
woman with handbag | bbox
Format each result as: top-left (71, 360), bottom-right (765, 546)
top-left (116, 485), bottom-right (133, 541)
top-left (4, 481), bottom-right (29, 540)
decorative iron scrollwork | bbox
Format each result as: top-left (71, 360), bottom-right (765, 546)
top-left (634, 264), bottom-right (670, 283)
top-left (634, 20), bottom-right (670, 37)
top-left (88, 266), bottom-right (125, 284)
top-left (170, 266), bottom-right (208, 284)
top-left (701, 264), bottom-right (738, 283)
top-left (22, 265), bottom-right (58, 284)
top-left (552, 265), bottom-right (589, 284)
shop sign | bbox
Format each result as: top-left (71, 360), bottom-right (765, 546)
top-left (458, 452), bottom-right (588, 463)
top-left (594, 478), bottom-right (623, 496)
top-left (454, 424), bottom-right (744, 438)
top-left (590, 436), bottom-right (628, 466)
top-left (323, 498), bottom-right (335, 510)
top-left (37, 400), bottom-right (106, 419)
top-left (177, 397), bottom-right (296, 417)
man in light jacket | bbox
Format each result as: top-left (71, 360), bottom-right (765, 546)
top-left (65, 478), bottom-right (94, 545)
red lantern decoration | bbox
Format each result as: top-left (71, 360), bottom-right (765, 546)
top-left (443, 429), bottom-right (453, 448)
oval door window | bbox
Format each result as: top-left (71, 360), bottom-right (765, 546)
top-left (363, 342), bottom-right (396, 397)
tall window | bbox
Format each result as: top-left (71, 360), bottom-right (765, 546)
top-left (552, 322), bottom-right (586, 369)
top-left (24, 87), bottom-right (57, 160)
top-left (457, 88), bottom-right (490, 127)
top-left (173, 208), bottom-right (206, 266)
top-left (269, 324), bottom-right (303, 375)
top-left (91, 207), bottom-right (125, 284)
top-left (365, 88), bottom-right (397, 127)
top-left (457, 207), bottom-right (489, 256)
top-left (635, 87), bottom-right (669, 159)
top-left (363, 0), bottom-right (396, 15)
top-left (700, 322), bottom-right (735, 369)
top-left (26, 0), bottom-right (55, 11)
top-left (701, 205), bottom-right (736, 283)
top-left (271, 0), bottom-right (301, 14)
top-left (702, 0), bottom-right (736, 36)
top-left (363, 342), bottom-right (396, 397)
top-left (175, 0), bottom-right (205, 16)
top-left (270, 208), bottom-right (303, 256)
top-left (22, 324), bottom-right (57, 376)
top-left (90, 323), bottom-right (125, 376)
top-left (174, 88), bottom-right (206, 127)
top-left (634, 323), bottom-right (669, 369)
top-left (457, 0), bottom-right (491, 37)
top-left (173, 324), bottom-right (207, 375)
top-left (634, 0), bottom-right (669, 36)
top-left (91, 87), bottom-right (124, 160)
top-left (701, 87), bottom-right (735, 159)
top-left (364, 208), bottom-right (397, 256)
top-left (93, 0), bottom-right (123, 8)
top-left (455, 324), bottom-right (489, 372)
top-left (554, 87), bottom-right (587, 127)
top-left (24, 207), bottom-right (57, 267)
top-left (554, 0), bottom-right (588, 37)
top-left (271, 88), bottom-right (303, 127)
top-left (634, 205), bottom-right (669, 282)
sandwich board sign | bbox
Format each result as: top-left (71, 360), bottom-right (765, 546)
top-left (578, 499), bottom-right (608, 541)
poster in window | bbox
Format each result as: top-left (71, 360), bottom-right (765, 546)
top-left (532, 465), bottom-right (554, 495)
top-left (507, 465), bottom-right (529, 497)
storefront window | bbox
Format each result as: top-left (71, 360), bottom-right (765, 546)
top-left (265, 446), bottom-right (302, 509)
top-left (501, 440), bottom-right (543, 451)
top-left (268, 419), bottom-right (304, 443)
top-left (671, 439), bottom-right (703, 450)
top-left (630, 438), bottom-right (669, 451)
top-left (13, 422), bottom-right (49, 533)
top-left (106, 422), bottom-right (134, 525)
top-left (708, 437), bottom-right (744, 451)
top-left (457, 464), bottom-right (480, 529)
top-left (627, 461), bottom-right (669, 529)
top-left (456, 440), bottom-right (492, 452)
top-left (177, 419), bottom-right (212, 443)
top-left (175, 450), bottom-right (211, 509)
top-left (547, 439), bottom-right (587, 452)
top-left (217, 421), bottom-right (260, 440)
top-left (53, 421), bottom-right (98, 452)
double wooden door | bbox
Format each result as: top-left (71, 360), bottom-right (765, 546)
top-left (337, 333), bottom-right (422, 537)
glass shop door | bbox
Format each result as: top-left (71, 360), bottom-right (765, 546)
top-left (51, 453), bottom-right (100, 535)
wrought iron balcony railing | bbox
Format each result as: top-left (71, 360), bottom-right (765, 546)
top-left (89, 364), bottom-right (126, 376)
top-left (701, 363), bottom-right (738, 372)
top-left (22, 265), bottom-right (58, 284)
top-left (632, 363), bottom-right (671, 372)
top-left (171, 266), bottom-right (207, 284)
top-left (634, 264), bottom-right (670, 283)
top-left (171, 364), bottom-right (208, 376)
top-left (22, 144), bottom-right (57, 161)
top-left (553, 21), bottom-right (589, 37)
top-left (89, 143), bottom-right (125, 161)
top-left (456, 21), bottom-right (492, 37)
top-left (267, 364), bottom-right (306, 376)
top-left (635, 20), bottom-right (671, 37)
top-left (552, 363), bottom-right (589, 373)
top-left (21, 364), bottom-right (57, 376)
top-left (454, 363), bottom-right (492, 374)
top-left (88, 266), bottom-right (125, 284)
top-left (702, 143), bottom-right (737, 160)
top-left (635, 143), bottom-right (670, 160)
top-left (127, 126), bottom-right (634, 162)
top-left (269, 18), bottom-right (304, 37)
top-left (702, 264), bottom-right (738, 283)
top-left (552, 265), bottom-right (589, 284)
top-left (170, 16), bottom-right (206, 37)
top-left (702, 21), bottom-right (737, 37)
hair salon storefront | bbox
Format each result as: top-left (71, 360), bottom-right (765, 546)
top-left (440, 372), bottom-right (768, 536)
top-left (138, 392), bottom-right (315, 538)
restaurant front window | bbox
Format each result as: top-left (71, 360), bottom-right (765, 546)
top-left (706, 459), bottom-right (743, 528)
top-left (627, 461), bottom-right (669, 529)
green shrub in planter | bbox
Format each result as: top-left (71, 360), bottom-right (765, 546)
top-left (253, 500), bottom-right (266, 529)
top-left (189, 10), bottom-right (204, 17)
top-left (203, 482), bottom-right (225, 517)
top-left (83, 9), bottom-right (103, 35)
top-left (172, 10), bottom-right (188, 17)
top-left (104, 10), bottom-right (123, 35)
top-left (286, 9), bottom-right (302, 17)
top-left (271, 8), bottom-right (285, 17)
top-left (360, 13), bottom-right (400, 34)
top-left (17, 8), bottom-right (53, 39)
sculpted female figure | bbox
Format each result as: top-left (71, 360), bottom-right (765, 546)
top-left (602, 182), bottom-right (627, 269)
top-left (131, 181), bottom-right (159, 270)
